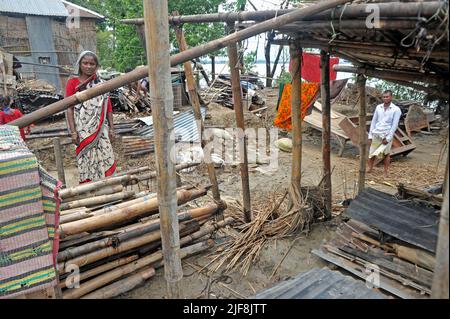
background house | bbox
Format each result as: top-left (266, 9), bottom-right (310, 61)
top-left (0, 0), bottom-right (104, 94)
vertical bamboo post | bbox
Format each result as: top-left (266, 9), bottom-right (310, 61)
top-left (357, 74), bottom-right (368, 194)
top-left (173, 22), bottom-right (222, 203)
top-left (432, 151), bottom-right (449, 299)
top-left (320, 50), bottom-right (332, 219)
top-left (53, 137), bottom-right (66, 188)
top-left (143, 0), bottom-right (183, 299)
top-left (290, 44), bottom-right (302, 192)
top-left (227, 23), bottom-right (252, 223)
top-left (211, 55), bottom-right (216, 81)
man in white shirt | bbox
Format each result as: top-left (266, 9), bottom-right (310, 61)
top-left (367, 90), bottom-right (402, 178)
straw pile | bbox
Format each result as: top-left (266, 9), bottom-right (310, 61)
top-left (206, 189), bottom-right (315, 276)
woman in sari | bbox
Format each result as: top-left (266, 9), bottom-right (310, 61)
top-left (66, 51), bottom-right (116, 184)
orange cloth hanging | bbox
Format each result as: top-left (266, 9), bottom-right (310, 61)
top-left (274, 82), bottom-right (320, 131)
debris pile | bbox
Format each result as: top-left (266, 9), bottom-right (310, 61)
top-left (313, 187), bottom-right (442, 299)
top-left (15, 79), bottom-right (63, 114)
top-left (203, 75), bottom-right (265, 111)
top-left (122, 136), bottom-right (155, 157)
top-left (26, 119), bottom-right (146, 140)
top-left (119, 87), bottom-right (152, 113)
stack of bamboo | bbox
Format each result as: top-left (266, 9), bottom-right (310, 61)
top-left (122, 136), bottom-right (155, 156)
top-left (57, 171), bottom-right (232, 299)
top-left (27, 120), bottom-right (145, 140)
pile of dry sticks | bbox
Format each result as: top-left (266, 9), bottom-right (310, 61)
top-left (205, 187), bottom-right (323, 276)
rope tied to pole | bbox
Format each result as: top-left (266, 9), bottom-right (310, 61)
top-left (329, 3), bottom-right (349, 44)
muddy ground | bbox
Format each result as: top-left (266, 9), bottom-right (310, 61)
top-left (27, 88), bottom-right (447, 299)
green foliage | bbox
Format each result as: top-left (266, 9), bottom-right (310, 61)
top-left (69, 0), bottom-right (227, 71)
top-left (374, 79), bottom-right (427, 102)
top-left (243, 50), bottom-right (257, 73)
top-left (275, 69), bottom-right (292, 87)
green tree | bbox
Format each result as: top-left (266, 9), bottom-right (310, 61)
top-left (70, 0), bottom-right (227, 71)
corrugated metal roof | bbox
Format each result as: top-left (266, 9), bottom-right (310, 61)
top-left (346, 188), bottom-right (439, 253)
top-left (135, 107), bottom-right (206, 143)
top-left (254, 268), bottom-right (385, 299)
top-left (62, 1), bottom-right (104, 20)
top-left (0, 0), bottom-right (69, 17)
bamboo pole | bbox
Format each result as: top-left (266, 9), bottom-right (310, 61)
top-left (137, 162), bottom-right (200, 182)
top-left (58, 204), bottom-right (218, 264)
top-left (432, 152), bottom-right (449, 299)
top-left (144, 0), bottom-right (183, 299)
top-left (116, 166), bottom-right (152, 177)
top-left (60, 255), bottom-right (139, 289)
top-left (279, 19), bottom-right (421, 32)
top-left (63, 185), bottom-right (125, 203)
top-left (179, 217), bottom-right (234, 246)
top-left (10, 0), bottom-right (349, 129)
top-left (59, 175), bottom-right (137, 199)
top-left (290, 44), bottom-right (302, 194)
top-left (320, 50), bottom-right (332, 219)
top-left (81, 267), bottom-right (156, 299)
top-left (59, 188), bottom-right (208, 237)
top-left (357, 74), bottom-right (368, 194)
top-left (60, 191), bottom-right (135, 211)
top-left (333, 65), bottom-right (447, 87)
top-left (63, 240), bottom-right (214, 299)
top-left (60, 212), bottom-right (94, 224)
top-left (121, 2), bottom-right (443, 25)
top-left (53, 138), bottom-right (66, 188)
top-left (60, 207), bottom-right (90, 216)
top-left (174, 23), bottom-right (222, 204)
top-left (228, 23), bottom-right (252, 223)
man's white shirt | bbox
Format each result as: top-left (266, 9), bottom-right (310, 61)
top-left (368, 103), bottom-right (402, 142)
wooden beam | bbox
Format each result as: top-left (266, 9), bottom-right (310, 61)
top-left (121, 2), bottom-right (444, 25)
top-left (227, 23), bottom-right (252, 223)
top-left (11, 0), bottom-right (350, 129)
top-left (432, 148), bottom-right (449, 298)
top-left (290, 44), bottom-right (302, 192)
top-left (173, 23), bottom-right (222, 204)
top-left (278, 19), bottom-right (420, 32)
top-left (53, 137), bottom-right (66, 188)
top-left (320, 50), bottom-right (332, 218)
top-left (333, 65), bottom-right (447, 86)
top-left (143, 0), bottom-right (183, 299)
top-left (357, 74), bottom-right (368, 195)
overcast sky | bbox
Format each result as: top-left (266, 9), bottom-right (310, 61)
top-left (218, 0), bottom-right (292, 61)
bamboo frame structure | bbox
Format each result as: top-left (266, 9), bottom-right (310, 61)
top-left (143, 0), bottom-right (183, 299)
top-left (432, 151), bottom-right (449, 299)
top-left (357, 75), bottom-right (368, 194)
top-left (173, 23), bottom-right (222, 204)
top-left (227, 23), bottom-right (252, 223)
top-left (121, 2), bottom-right (443, 25)
top-left (290, 44), bottom-right (302, 194)
top-left (53, 137), bottom-right (66, 188)
top-left (10, 0), bottom-right (349, 129)
top-left (320, 50), bottom-right (332, 219)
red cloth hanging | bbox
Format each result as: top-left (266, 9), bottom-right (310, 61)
top-left (290, 53), bottom-right (339, 83)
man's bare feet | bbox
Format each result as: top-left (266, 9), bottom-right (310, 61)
top-left (384, 172), bottom-right (389, 178)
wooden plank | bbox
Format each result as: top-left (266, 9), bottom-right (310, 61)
top-left (312, 249), bottom-right (427, 299)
